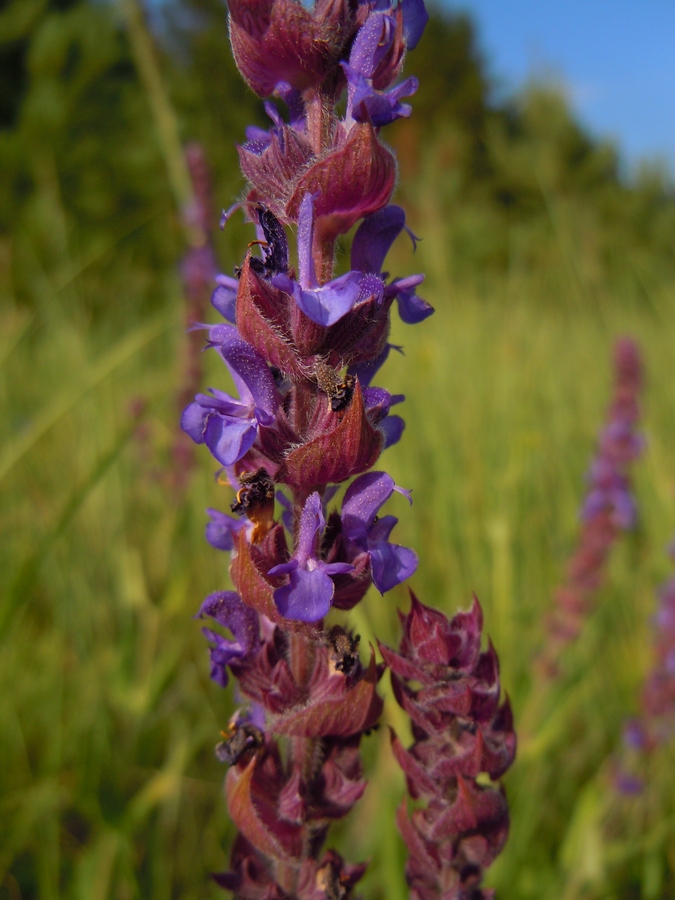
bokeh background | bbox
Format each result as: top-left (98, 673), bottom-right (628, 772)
top-left (2, 1), bottom-right (675, 898)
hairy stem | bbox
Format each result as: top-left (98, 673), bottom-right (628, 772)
top-left (306, 91), bottom-right (337, 286)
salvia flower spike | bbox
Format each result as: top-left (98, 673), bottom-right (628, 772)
top-left (381, 593), bottom-right (516, 900)
top-left (539, 338), bottom-right (644, 680)
top-left (182, 1), bottom-right (513, 895)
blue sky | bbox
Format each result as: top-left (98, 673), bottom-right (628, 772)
top-left (444, 0), bottom-right (675, 173)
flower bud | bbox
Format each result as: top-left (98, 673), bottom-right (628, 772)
top-left (229, 0), bottom-right (329, 97)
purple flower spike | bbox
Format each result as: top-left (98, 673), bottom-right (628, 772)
top-left (198, 591), bottom-right (260, 687)
top-left (181, 334), bottom-right (279, 467)
top-left (342, 471), bottom-right (417, 593)
top-left (269, 493), bottom-right (353, 621)
top-left (540, 338), bottom-right (644, 679)
top-left (272, 193), bottom-right (361, 326)
top-left (180, 0), bottom-right (500, 891)
top-left (206, 507), bottom-right (247, 551)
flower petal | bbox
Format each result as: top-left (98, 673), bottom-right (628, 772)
top-left (206, 508), bottom-right (247, 551)
top-left (349, 12), bottom-right (397, 78)
top-left (401, 0), bottom-right (429, 49)
top-left (342, 471), bottom-right (397, 537)
top-left (322, 562), bottom-right (355, 576)
top-left (204, 414), bottom-right (258, 467)
top-left (370, 541), bottom-right (418, 593)
top-left (381, 414), bottom-right (405, 449)
top-left (297, 192), bottom-right (317, 289)
top-left (349, 70), bottom-right (418, 128)
top-left (197, 590), bottom-right (260, 685)
top-left (219, 337), bottom-right (279, 416)
top-left (294, 272), bottom-right (362, 327)
top-left (211, 275), bottom-right (239, 322)
top-left (351, 205), bottom-right (407, 274)
top-left (273, 566), bottom-right (334, 621)
top-left (267, 558), bottom-right (299, 578)
top-left (395, 285), bottom-right (434, 324)
top-left (181, 401), bottom-right (208, 443)
top-left (295, 492), bottom-right (325, 564)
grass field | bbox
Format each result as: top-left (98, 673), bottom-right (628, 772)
top-left (2, 173), bottom-right (675, 900)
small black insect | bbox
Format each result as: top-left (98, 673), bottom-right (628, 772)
top-left (231, 467), bottom-right (275, 516)
top-left (247, 205), bottom-right (289, 278)
top-left (324, 626), bottom-right (361, 676)
top-left (314, 362), bottom-right (355, 412)
top-left (316, 858), bottom-right (348, 900)
top-left (215, 722), bottom-right (264, 766)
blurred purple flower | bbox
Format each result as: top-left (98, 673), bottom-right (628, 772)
top-left (540, 338), bottom-right (644, 677)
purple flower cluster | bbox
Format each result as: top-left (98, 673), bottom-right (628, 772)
top-left (540, 338), bottom-right (644, 678)
top-left (381, 595), bottom-right (516, 900)
top-left (180, 0), bottom-right (514, 894)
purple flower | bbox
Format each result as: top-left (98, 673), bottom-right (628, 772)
top-left (340, 12), bottom-right (419, 128)
top-left (349, 342), bottom-right (403, 387)
top-left (345, 67), bottom-right (418, 128)
top-left (181, 331), bottom-right (279, 467)
top-left (399, 0), bottom-right (429, 50)
top-left (268, 493), bottom-right (353, 621)
top-left (341, 471), bottom-right (417, 593)
top-left (351, 205), bottom-right (434, 324)
top-left (243, 82), bottom-right (306, 152)
top-left (623, 718), bottom-right (647, 750)
top-left (198, 591), bottom-right (260, 687)
top-left (363, 385), bottom-right (405, 450)
top-left (211, 274), bottom-right (238, 323)
top-left (206, 507), bottom-right (247, 551)
top-left (272, 193), bottom-right (362, 326)
top-left (582, 460), bottom-right (637, 530)
top-left (614, 770), bottom-right (645, 796)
